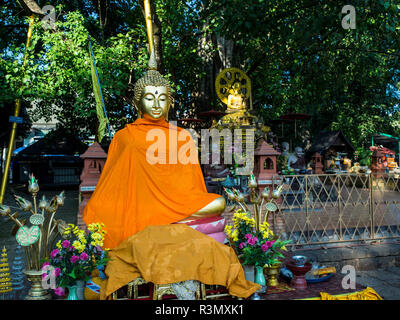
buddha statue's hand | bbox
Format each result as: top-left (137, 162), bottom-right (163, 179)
top-left (178, 197), bottom-right (226, 223)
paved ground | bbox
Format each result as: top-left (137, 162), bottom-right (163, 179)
top-left (356, 267), bottom-right (400, 299)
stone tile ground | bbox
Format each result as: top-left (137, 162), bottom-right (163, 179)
top-left (356, 267), bottom-right (400, 299)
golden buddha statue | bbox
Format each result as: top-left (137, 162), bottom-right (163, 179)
top-left (83, 52), bottom-right (225, 249)
top-left (220, 82), bottom-right (251, 126)
top-left (227, 83), bottom-right (246, 113)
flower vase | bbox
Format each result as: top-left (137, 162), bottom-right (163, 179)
top-left (76, 280), bottom-right (85, 300)
top-left (263, 263), bottom-right (282, 287)
top-left (255, 266), bottom-right (266, 287)
top-left (67, 284), bottom-right (79, 300)
top-left (242, 264), bottom-right (255, 283)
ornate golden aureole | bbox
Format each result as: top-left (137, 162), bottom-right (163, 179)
top-left (215, 68), bottom-right (253, 126)
top-left (133, 51), bottom-right (226, 222)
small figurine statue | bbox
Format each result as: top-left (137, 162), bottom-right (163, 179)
top-left (203, 143), bottom-right (230, 179)
top-left (281, 142), bottom-right (290, 157)
top-left (220, 82), bottom-right (249, 125)
top-left (254, 120), bottom-right (271, 147)
top-left (287, 147), bottom-right (306, 172)
top-left (227, 82), bottom-right (246, 113)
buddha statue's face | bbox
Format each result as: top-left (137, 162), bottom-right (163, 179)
top-left (141, 85), bottom-right (169, 119)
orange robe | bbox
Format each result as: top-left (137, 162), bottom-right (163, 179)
top-left (83, 116), bottom-right (220, 249)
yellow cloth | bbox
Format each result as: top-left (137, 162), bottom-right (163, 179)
top-left (83, 115), bottom-right (220, 249)
top-left (100, 224), bottom-right (260, 299)
top-left (319, 287), bottom-right (382, 300)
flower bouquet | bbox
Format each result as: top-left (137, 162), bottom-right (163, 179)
top-left (42, 223), bottom-right (109, 298)
top-left (225, 210), bottom-right (291, 267)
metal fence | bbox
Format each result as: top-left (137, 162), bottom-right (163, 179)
top-left (271, 173), bottom-right (400, 247)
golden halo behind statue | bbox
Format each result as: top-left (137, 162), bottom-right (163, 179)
top-left (215, 68), bottom-right (251, 105)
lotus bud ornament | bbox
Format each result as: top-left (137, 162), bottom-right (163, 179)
top-left (56, 191), bottom-right (65, 206)
top-left (38, 195), bottom-right (49, 210)
top-left (46, 196), bottom-right (58, 213)
top-left (261, 187), bottom-right (270, 199)
top-left (248, 173), bottom-right (258, 189)
top-left (224, 188), bottom-right (236, 201)
top-left (233, 189), bottom-right (246, 202)
top-left (0, 204), bottom-right (11, 216)
top-left (14, 195), bottom-right (32, 212)
top-left (28, 174), bottom-right (39, 194)
top-left (272, 185), bottom-right (284, 199)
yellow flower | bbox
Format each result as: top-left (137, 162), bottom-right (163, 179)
top-left (56, 240), bottom-right (62, 250)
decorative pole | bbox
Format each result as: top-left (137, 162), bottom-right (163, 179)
top-left (0, 15), bottom-right (35, 204)
top-left (143, 0), bottom-right (154, 54)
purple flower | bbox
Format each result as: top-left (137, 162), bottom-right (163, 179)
top-left (247, 237), bottom-right (258, 246)
top-left (61, 240), bottom-right (70, 248)
top-left (50, 249), bottom-right (59, 258)
top-left (70, 255), bottom-right (79, 264)
top-left (244, 234), bottom-right (252, 240)
top-left (52, 267), bottom-right (61, 277)
top-left (264, 241), bottom-right (273, 248)
top-left (80, 252), bottom-right (89, 261)
top-left (54, 287), bottom-right (65, 297)
top-left (239, 242), bottom-right (246, 249)
top-left (261, 244), bottom-right (269, 252)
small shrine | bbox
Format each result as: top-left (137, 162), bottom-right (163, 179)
top-left (370, 147), bottom-right (387, 177)
top-left (254, 140), bottom-right (281, 193)
top-left (77, 141), bottom-right (107, 228)
top-left (369, 145), bottom-right (397, 173)
top-left (307, 130), bottom-right (355, 173)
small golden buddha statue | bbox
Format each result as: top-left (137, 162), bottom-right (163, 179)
top-left (83, 52), bottom-right (225, 248)
top-left (227, 83), bottom-right (246, 113)
top-left (221, 83), bottom-right (249, 125)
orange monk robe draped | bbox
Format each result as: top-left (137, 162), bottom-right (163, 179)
top-left (100, 224), bottom-right (260, 299)
top-left (83, 116), bottom-right (220, 249)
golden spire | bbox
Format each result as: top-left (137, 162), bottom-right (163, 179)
top-left (143, 0), bottom-right (154, 55)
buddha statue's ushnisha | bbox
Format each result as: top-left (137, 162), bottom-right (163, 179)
top-left (83, 52), bottom-right (226, 249)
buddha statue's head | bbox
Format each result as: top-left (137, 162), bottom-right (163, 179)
top-left (133, 51), bottom-right (173, 120)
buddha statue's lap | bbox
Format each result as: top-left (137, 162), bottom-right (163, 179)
top-left (83, 52), bottom-right (225, 248)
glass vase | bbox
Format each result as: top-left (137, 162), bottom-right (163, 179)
top-left (242, 264), bottom-right (255, 282)
top-left (67, 284), bottom-right (79, 300)
top-left (255, 266), bottom-right (266, 287)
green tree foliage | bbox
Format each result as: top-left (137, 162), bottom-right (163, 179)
top-left (1, 0), bottom-right (399, 149)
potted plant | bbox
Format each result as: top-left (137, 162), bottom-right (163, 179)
top-left (42, 222), bottom-right (109, 300)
